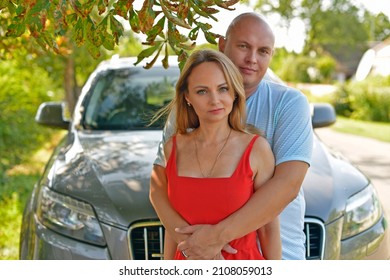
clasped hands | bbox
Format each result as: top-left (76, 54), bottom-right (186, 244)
top-left (175, 224), bottom-right (237, 260)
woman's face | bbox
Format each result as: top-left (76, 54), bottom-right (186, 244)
top-left (185, 61), bottom-right (235, 126)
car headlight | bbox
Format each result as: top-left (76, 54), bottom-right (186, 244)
top-left (37, 186), bottom-right (106, 246)
top-left (342, 183), bottom-right (382, 240)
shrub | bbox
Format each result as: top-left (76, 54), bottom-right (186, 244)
top-left (0, 59), bottom-right (60, 183)
top-left (333, 75), bottom-right (390, 122)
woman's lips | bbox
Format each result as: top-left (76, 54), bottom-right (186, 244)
top-left (209, 108), bottom-right (224, 114)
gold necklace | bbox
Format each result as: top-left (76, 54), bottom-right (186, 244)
top-left (194, 128), bottom-right (232, 178)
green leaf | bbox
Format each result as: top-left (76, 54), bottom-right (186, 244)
top-left (138, 0), bottom-right (155, 33)
top-left (86, 17), bottom-right (103, 47)
top-left (6, 23), bottom-right (26, 37)
top-left (97, 0), bottom-right (107, 15)
top-left (144, 45), bottom-right (164, 69)
top-left (66, 13), bottom-right (78, 27)
top-left (134, 41), bottom-right (163, 66)
top-left (162, 44), bottom-right (169, 69)
top-left (197, 22), bottom-right (213, 32)
top-left (35, 36), bottom-right (49, 51)
top-left (188, 26), bottom-right (200, 41)
top-left (54, 1), bottom-right (67, 35)
top-left (178, 50), bottom-right (189, 71)
top-left (110, 14), bottom-right (124, 44)
top-left (161, 0), bottom-right (191, 29)
top-left (28, 0), bottom-right (50, 16)
top-left (178, 41), bottom-right (196, 51)
top-left (215, 0), bottom-right (240, 10)
top-left (203, 31), bottom-right (218, 44)
top-left (94, 17), bottom-right (110, 48)
top-left (114, 0), bottom-right (133, 19)
top-left (0, 0), bottom-right (8, 10)
top-left (146, 16), bottom-right (165, 42)
top-left (86, 41), bottom-right (101, 59)
top-left (190, 1), bottom-right (215, 19)
top-left (102, 33), bottom-right (115, 50)
top-left (167, 22), bottom-right (181, 45)
top-left (129, 8), bottom-right (140, 33)
top-left (73, 18), bottom-right (85, 46)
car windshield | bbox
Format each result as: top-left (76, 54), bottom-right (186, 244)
top-left (81, 65), bottom-right (179, 130)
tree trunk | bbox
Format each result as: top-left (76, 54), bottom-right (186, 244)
top-left (64, 55), bottom-right (80, 116)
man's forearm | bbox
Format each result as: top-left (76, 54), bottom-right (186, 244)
top-left (216, 161), bottom-right (308, 243)
top-left (149, 164), bottom-right (189, 243)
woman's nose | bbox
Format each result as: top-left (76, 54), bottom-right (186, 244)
top-left (209, 90), bottom-right (219, 104)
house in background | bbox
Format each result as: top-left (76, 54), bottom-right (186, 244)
top-left (355, 37), bottom-right (390, 81)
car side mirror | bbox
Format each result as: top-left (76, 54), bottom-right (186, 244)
top-left (35, 102), bottom-right (70, 130)
top-left (311, 103), bottom-right (336, 128)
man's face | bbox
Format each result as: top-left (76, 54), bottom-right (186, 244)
top-left (219, 17), bottom-right (274, 97)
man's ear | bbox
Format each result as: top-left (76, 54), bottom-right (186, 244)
top-left (218, 37), bottom-right (225, 52)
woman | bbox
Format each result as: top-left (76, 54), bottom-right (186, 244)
top-left (152, 49), bottom-right (281, 260)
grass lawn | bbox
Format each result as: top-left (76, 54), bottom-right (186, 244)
top-left (332, 116), bottom-right (390, 143)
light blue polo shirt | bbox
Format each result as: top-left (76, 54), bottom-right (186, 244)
top-left (154, 79), bottom-right (313, 260)
top-left (246, 79), bottom-right (313, 260)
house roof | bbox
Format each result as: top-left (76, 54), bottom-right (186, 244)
top-left (355, 37), bottom-right (390, 81)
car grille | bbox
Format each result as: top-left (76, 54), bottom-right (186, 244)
top-left (128, 221), bottom-right (165, 260)
top-left (304, 218), bottom-right (325, 260)
top-left (128, 218), bottom-right (325, 260)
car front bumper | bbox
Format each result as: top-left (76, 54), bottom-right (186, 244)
top-left (21, 214), bottom-right (389, 260)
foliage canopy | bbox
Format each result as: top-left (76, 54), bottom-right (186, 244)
top-left (1, 0), bottom-right (240, 69)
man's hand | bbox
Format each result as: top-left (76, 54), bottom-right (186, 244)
top-left (175, 224), bottom-right (237, 259)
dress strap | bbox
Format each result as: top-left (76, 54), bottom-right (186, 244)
top-left (247, 134), bottom-right (260, 151)
top-left (232, 134), bottom-right (260, 178)
top-left (242, 134), bottom-right (261, 161)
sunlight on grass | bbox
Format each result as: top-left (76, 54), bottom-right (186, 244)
top-left (0, 131), bottom-right (65, 260)
top-left (0, 193), bottom-right (24, 260)
top-left (332, 116), bottom-right (390, 143)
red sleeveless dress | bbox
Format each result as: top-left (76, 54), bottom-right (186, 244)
top-left (166, 134), bottom-right (265, 260)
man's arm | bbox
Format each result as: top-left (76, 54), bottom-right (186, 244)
top-left (149, 164), bottom-right (190, 244)
top-left (176, 160), bottom-right (308, 259)
top-left (257, 216), bottom-right (281, 260)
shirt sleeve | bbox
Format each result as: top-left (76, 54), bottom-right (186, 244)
top-left (273, 90), bottom-right (313, 166)
top-left (153, 110), bottom-right (176, 167)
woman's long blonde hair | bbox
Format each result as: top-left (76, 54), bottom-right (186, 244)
top-left (152, 49), bottom-right (248, 134)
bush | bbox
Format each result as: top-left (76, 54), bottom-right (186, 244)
top-left (277, 55), bottom-right (314, 83)
top-left (273, 52), bottom-right (336, 84)
top-left (0, 58), bottom-right (62, 259)
top-left (0, 59), bottom-right (60, 184)
top-left (333, 75), bottom-right (390, 122)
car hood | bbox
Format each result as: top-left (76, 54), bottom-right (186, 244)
top-left (51, 130), bottom-right (162, 228)
top-left (302, 134), bottom-right (369, 223)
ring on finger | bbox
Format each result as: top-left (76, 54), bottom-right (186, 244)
top-left (181, 250), bottom-right (189, 258)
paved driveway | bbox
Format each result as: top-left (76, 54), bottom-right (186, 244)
top-left (315, 127), bottom-right (390, 217)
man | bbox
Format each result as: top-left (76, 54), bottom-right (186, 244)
top-left (149, 12), bottom-right (313, 260)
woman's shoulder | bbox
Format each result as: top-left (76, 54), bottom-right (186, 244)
top-left (248, 133), bottom-right (274, 163)
top-left (164, 133), bottom-right (192, 155)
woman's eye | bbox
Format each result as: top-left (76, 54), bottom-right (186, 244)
top-left (196, 89), bottom-right (207, 95)
top-left (219, 87), bottom-right (229, 93)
